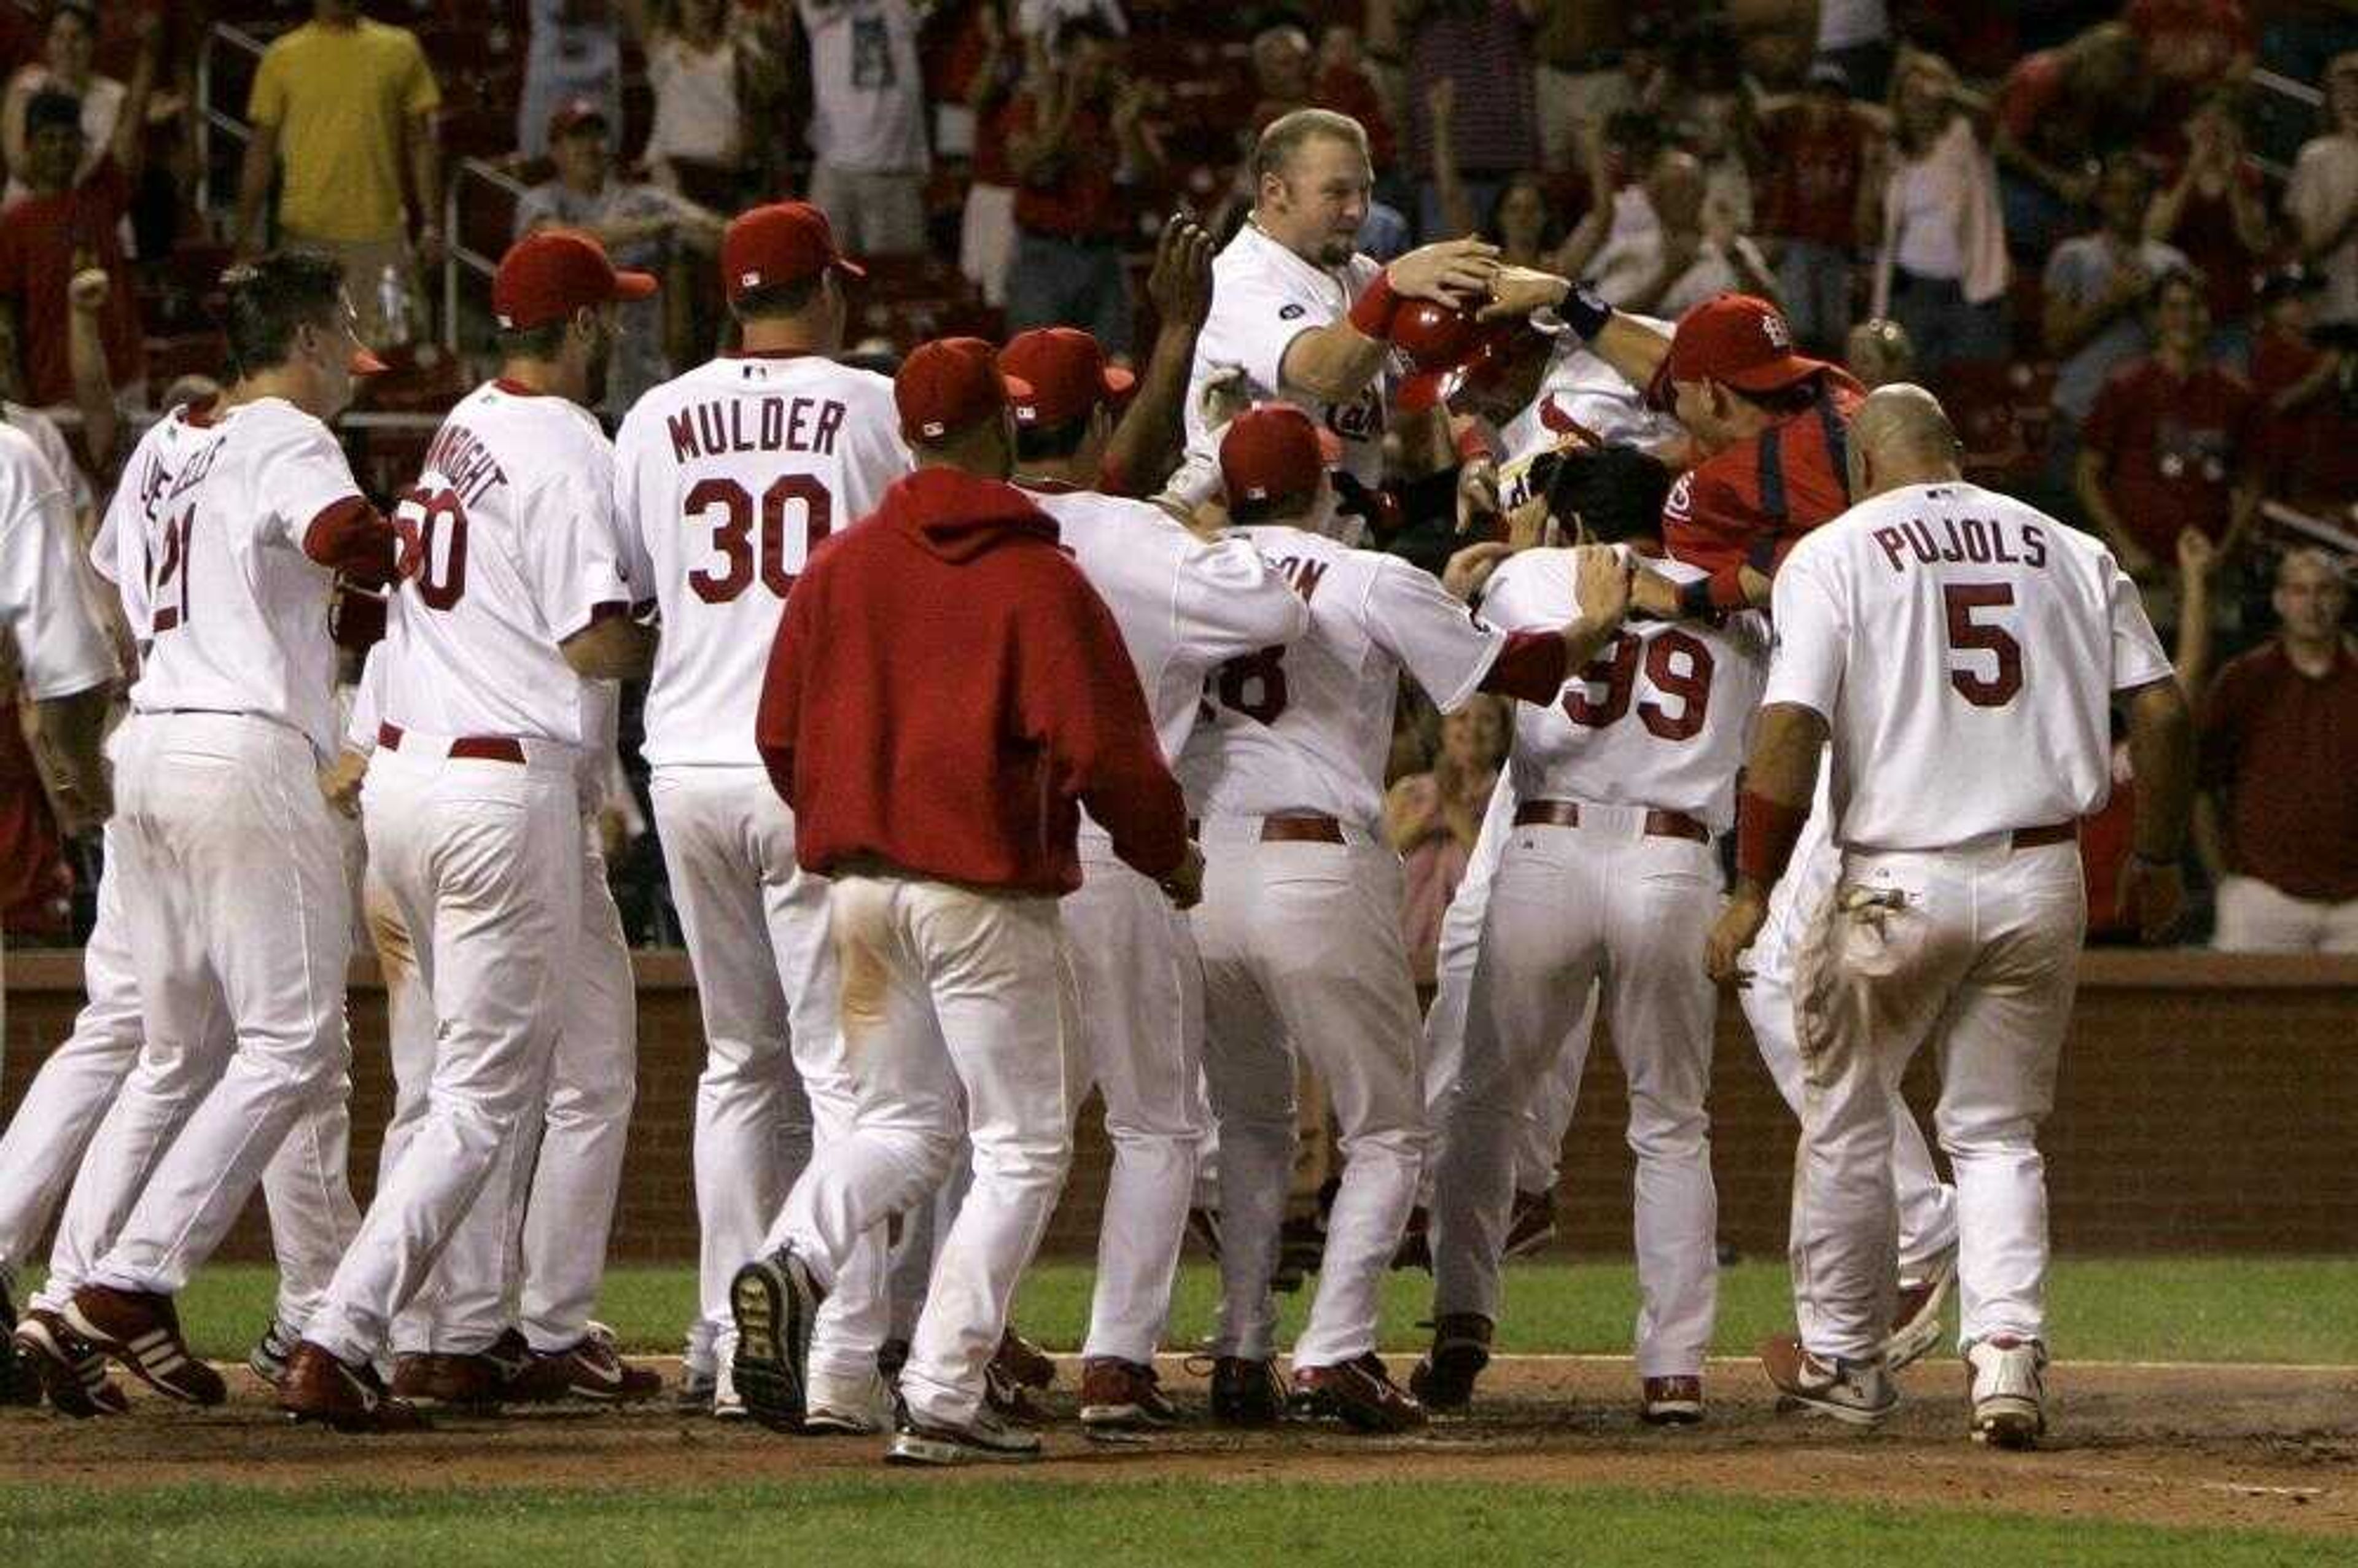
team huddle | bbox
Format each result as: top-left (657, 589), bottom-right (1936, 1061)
top-left (0, 106), bottom-right (2196, 1467)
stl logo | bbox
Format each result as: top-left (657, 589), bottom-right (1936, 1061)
top-left (1761, 311), bottom-right (1791, 352)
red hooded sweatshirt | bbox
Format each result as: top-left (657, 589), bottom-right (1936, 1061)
top-left (757, 466), bottom-right (1188, 896)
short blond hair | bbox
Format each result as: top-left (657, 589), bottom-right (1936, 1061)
top-left (1253, 108), bottom-right (1369, 186)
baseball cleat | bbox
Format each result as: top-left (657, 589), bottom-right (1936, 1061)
top-left (992, 1328), bottom-right (1057, 1391)
top-left (711, 1358), bottom-right (747, 1421)
top-left (1966, 1335), bottom-right (2048, 1450)
top-left (1078, 1357), bottom-right (1182, 1436)
top-left (1640, 1374), bottom-right (1706, 1426)
top-left (1207, 1356), bottom-right (1286, 1427)
top-left (12, 1309), bottom-right (128, 1418)
top-left (281, 1342), bottom-right (432, 1433)
top-left (1502, 1188), bottom-right (1558, 1259)
top-left (803, 1369), bottom-right (893, 1436)
top-left (886, 1402), bottom-right (1043, 1466)
top-left (730, 1245), bottom-right (824, 1433)
top-left (1759, 1333), bottom-right (1897, 1427)
top-left (507, 1325), bottom-right (661, 1404)
top-left (65, 1286), bottom-right (225, 1406)
top-left (389, 1349), bottom-right (510, 1411)
top-left (1290, 1353), bottom-right (1426, 1433)
top-left (1407, 1313), bottom-right (1492, 1413)
top-left (246, 1319), bottom-right (301, 1389)
top-left (675, 1364), bottom-right (717, 1413)
top-left (1885, 1246), bottom-right (1959, 1373)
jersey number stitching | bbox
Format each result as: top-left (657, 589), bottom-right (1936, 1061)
top-left (1943, 582), bottom-right (2023, 707)
top-left (1562, 629), bottom-right (1714, 742)
top-left (393, 487), bottom-right (469, 610)
top-left (150, 505), bottom-right (193, 632)
top-left (1205, 645), bottom-right (1290, 725)
top-left (685, 474), bottom-right (834, 604)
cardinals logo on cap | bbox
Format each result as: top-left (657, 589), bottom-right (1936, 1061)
top-left (1762, 312), bottom-right (1791, 352)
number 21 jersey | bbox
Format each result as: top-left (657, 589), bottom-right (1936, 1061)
top-left (615, 351), bottom-right (911, 768)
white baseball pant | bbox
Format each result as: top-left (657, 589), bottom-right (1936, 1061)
top-left (769, 873), bottom-right (1081, 1429)
top-left (1067, 831), bottom-right (1205, 1365)
top-left (1431, 810), bottom-right (1720, 1376)
top-left (652, 768), bottom-right (884, 1402)
top-left (1789, 836), bottom-right (2085, 1362)
top-left (73, 714), bottom-right (357, 1305)
top-left (1193, 821), bottom-right (1428, 1370)
top-left (884, 1149), bottom-right (968, 1346)
top-left (302, 734), bottom-right (581, 1367)
top-left (2212, 874), bottom-right (2358, 953)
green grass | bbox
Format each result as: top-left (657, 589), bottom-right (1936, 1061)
top-left (4, 1478), bottom-right (2348, 1567)
top-left (36, 1257), bottom-right (2358, 1367)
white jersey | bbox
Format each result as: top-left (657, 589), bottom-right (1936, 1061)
top-left (1766, 479), bottom-right (2173, 852)
top-left (124, 397), bottom-right (368, 757)
top-left (1482, 546), bottom-right (1769, 832)
top-left (0, 421), bottom-right (111, 699)
top-left (615, 351), bottom-right (912, 769)
top-left (1495, 323), bottom-right (1681, 511)
top-left (1178, 524), bottom-right (1507, 829)
top-left (6, 402), bottom-right (92, 522)
top-left (375, 381), bottom-right (631, 746)
top-left (1185, 222), bottom-right (1389, 490)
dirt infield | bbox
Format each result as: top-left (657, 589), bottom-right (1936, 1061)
top-left (4, 1356), bottom-right (2352, 1539)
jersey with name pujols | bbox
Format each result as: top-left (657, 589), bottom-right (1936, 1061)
top-left (1024, 484), bottom-right (1310, 762)
top-left (1765, 480), bottom-right (2173, 852)
top-left (1483, 546), bottom-right (1767, 831)
top-left (615, 350), bottom-right (911, 769)
top-left (123, 396), bottom-right (366, 758)
top-left (0, 420), bottom-right (109, 700)
top-left (376, 380), bottom-right (631, 747)
top-left (1185, 221), bottom-right (1388, 489)
top-left (1178, 523), bottom-right (1506, 830)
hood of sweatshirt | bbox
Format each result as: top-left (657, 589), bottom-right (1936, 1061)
top-left (889, 468), bottom-right (1061, 564)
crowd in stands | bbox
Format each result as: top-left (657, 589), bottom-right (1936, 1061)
top-left (0, 0), bottom-right (2349, 953)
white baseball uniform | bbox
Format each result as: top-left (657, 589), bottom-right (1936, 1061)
top-left (303, 379), bottom-right (628, 1368)
top-left (1431, 549), bottom-right (1767, 1376)
top-left (614, 349), bottom-right (909, 1399)
top-left (1492, 324), bottom-right (1681, 511)
top-left (1018, 479), bottom-right (1312, 1368)
top-left (69, 398), bottom-right (376, 1311)
top-left (1181, 523), bottom-right (1513, 1370)
top-left (1766, 480), bottom-right (2171, 1361)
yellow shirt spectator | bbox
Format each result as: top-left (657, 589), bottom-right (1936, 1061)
top-left (247, 17), bottom-right (440, 244)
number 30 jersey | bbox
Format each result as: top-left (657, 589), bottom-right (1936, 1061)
top-left (615, 351), bottom-right (912, 769)
top-left (1766, 479), bottom-right (2171, 852)
top-left (1178, 523), bottom-right (1508, 833)
top-left (1483, 546), bottom-right (1770, 833)
top-left (377, 379), bottom-right (632, 747)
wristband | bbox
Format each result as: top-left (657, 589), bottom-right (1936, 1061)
top-left (1347, 271), bottom-right (1404, 341)
top-left (1560, 282), bottom-right (1613, 341)
top-left (1735, 789), bottom-right (1808, 889)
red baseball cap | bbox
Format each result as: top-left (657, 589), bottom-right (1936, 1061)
top-left (1000, 328), bottom-right (1136, 428)
top-left (1220, 403), bottom-right (1344, 506)
top-left (895, 337), bottom-right (1033, 445)
top-left (492, 229), bottom-right (656, 332)
top-left (1648, 293), bottom-right (1829, 409)
top-left (546, 96), bottom-right (609, 142)
top-left (722, 201), bottom-right (866, 302)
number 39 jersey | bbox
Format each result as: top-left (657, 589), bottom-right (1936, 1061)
top-left (1484, 546), bottom-right (1770, 832)
top-left (1178, 523), bottom-right (1506, 831)
top-left (1766, 479), bottom-right (2172, 852)
top-left (615, 351), bottom-right (911, 768)
top-left (376, 380), bottom-right (632, 745)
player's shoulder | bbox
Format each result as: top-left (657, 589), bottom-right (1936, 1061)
top-left (228, 395), bottom-right (334, 450)
top-left (1488, 543), bottom-right (1575, 597)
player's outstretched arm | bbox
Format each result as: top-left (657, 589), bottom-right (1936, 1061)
top-left (2117, 675), bottom-right (2196, 944)
top-left (1280, 239), bottom-right (1501, 404)
top-left (1707, 701), bottom-right (1830, 982)
top-left (1107, 217), bottom-right (1216, 495)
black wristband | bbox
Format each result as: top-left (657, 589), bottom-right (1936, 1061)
top-left (1677, 577), bottom-right (1716, 619)
top-left (1560, 282), bottom-right (1613, 341)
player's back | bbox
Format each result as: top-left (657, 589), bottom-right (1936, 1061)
top-left (128, 396), bottom-right (359, 758)
top-left (1485, 546), bottom-right (1769, 830)
top-left (1774, 479), bottom-right (2168, 851)
top-left (94, 405), bottom-right (209, 634)
top-left (377, 381), bottom-right (624, 745)
top-left (616, 352), bottom-right (909, 767)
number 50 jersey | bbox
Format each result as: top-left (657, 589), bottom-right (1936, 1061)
top-left (1482, 545), bottom-right (1771, 833)
top-left (615, 351), bottom-right (912, 768)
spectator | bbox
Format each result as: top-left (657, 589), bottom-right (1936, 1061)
top-left (1867, 48), bottom-right (2009, 379)
top-left (2, 3), bottom-right (152, 209)
top-left (2246, 264), bottom-right (2358, 519)
top-left (2123, 0), bottom-right (2253, 153)
top-left (235, 0), bottom-right (442, 348)
top-left (1313, 26), bottom-right (1397, 176)
top-left (1386, 694), bottom-right (1506, 993)
top-left (1845, 315), bottom-right (1915, 387)
top-left (1400, 0), bottom-right (1538, 240)
top-left (2077, 270), bottom-right (2259, 591)
top-left (799, 0), bottom-right (929, 258)
top-left (1248, 23), bottom-right (1314, 133)
top-left (1811, 0), bottom-right (1894, 102)
top-left (2146, 91), bottom-right (2271, 352)
top-left (1748, 60), bottom-right (1879, 355)
top-left (2197, 548), bottom-right (2356, 952)
top-left (2286, 52), bottom-right (2358, 332)
top-left (0, 89), bottom-right (147, 419)
top-left (637, 0), bottom-right (775, 205)
top-left (515, 99), bottom-right (720, 417)
top-left (959, 1), bottom-right (1029, 309)
top-left (1427, 83), bottom-right (1568, 270)
top-left (1002, 19), bottom-right (1161, 353)
top-left (1530, 1), bottom-right (1648, 172)
top-left (1992, 21), bottom-right (2149, 262)
top-left (518, 0), bottom-right (623, 162)
top-left (1573, 141), bottom-right (1778, 320)
top-left (2044, 156), bottom-right (2189, 449)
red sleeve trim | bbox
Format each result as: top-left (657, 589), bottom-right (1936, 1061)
top-left (302, 497), bottom-right (399, 586)
top-left (1478, 629), bottom-right (1570, 703)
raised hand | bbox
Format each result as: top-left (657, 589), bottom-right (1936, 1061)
top-left (1387, 238), bottom-right (1503, 309)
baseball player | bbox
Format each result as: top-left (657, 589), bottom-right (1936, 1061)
top-left (1710, 386), bottom-right (2195, 1447)
top-left (36, 253), bottom-right (397, 1410)
top-left (736, 338), bottom-right (1196, 1465)
top-left (613, 200), bottom-right (912, 1426)
top-left (277, 231), bottom-right (654, 1430)
top-left (1182, 404), bottom-right (1613, 1432)
top-left (1416, 448), bottom-right (1770, 1426)
top-left (998, 324), bottom-right (1312, 1434)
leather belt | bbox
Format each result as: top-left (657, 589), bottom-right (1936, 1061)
top-left (1514, 799), bottom-right (1711, 844)
top-left (1188, 814), bottom-right (1347, 844)
top-left (2010, 821), bottom-right (2077, 850)
top-left (378, 721), bottom-right (526, 765)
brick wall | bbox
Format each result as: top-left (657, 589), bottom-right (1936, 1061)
top-left (4, 950), bottom-right (2352, 1262)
